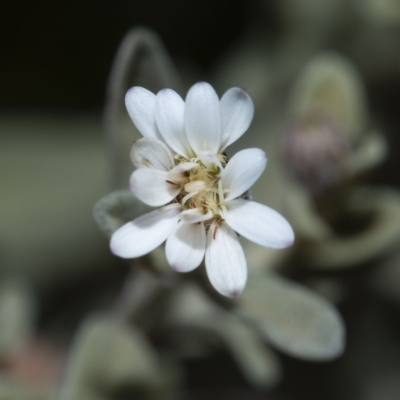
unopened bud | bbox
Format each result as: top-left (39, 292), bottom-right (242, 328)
top-left (282, 116), bottom-right (350, 193)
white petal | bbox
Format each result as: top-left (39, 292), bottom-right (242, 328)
top-left (155, 89), bottom-right (193, 158)
top-left (125, 87), bottom-right (162, 140)
top-left (185, 82), bottom-right (222, 154)
top-left (110, 205), bottom-right (181, 258)
top-left (130, 137), bottom-right (174, 171)
top-left (205, 221), bottom-right (247, 297)
top-left (220, 87), bottom-right (254, 150)
top-left (166, 221), bottom-right (206, 272)
top-left (179, 208), bottom-right (213, 223)
top-left (224, 199), bottom-right (294, 249)
top-left (130, 169), bottom-right (180, 207)
top-left (197, 150), bottom-right (223, 172)
top-left (168, 162), bottom-right (199, 183)
top-left (222, 148), bottom-right (267, 201)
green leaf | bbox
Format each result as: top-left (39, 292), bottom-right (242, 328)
top-left (93, 190), bottom-right (149, 237)
top-left (60, 315), bottom-right (161, 399)
top-left (236, 273), bottom-right (345, 361)
top-left (289, 52), bottom-right (367, 142)
top-left (303, 187), bottom-right (400, 269)
top-left (168, 284), bottom-right (281, 388)
top-left (213, 314), bottom-right (282, 388)
top-left (344, 131), bottom-right (388, 179)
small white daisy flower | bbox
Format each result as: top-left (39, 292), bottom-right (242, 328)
top-left (111, 82), bottom-right (294, 297)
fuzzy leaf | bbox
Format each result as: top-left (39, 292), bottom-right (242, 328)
top-left (60, 315), bottom-right (160, 399)
top-left (345, 131), bottom-right (388, 179)
top-left (236, 273), bottom-right (345, 361)
top-left (289, 52), bottom-right (367, 142)
top-left (168, 284), bottom-right (281, 388)
top-left (213, 314), bottom-right (282, 388)
top-left (93, 190), bottom-right (149, 237)
top-left (303, 187), bottom-right (400, 269)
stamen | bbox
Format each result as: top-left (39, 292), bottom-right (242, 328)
top-left (172, 150), bottom-right (232, 226)
top-left (213, 219), bottom-right (224, 239)
top-left (218, 179), bottom-right (224, 200)
top-left (213, 224), bottom-right (219, 239)
top-left (166, 180), bottom-right (180, 186)
top-left (182, 191), bottom-right (198, 205)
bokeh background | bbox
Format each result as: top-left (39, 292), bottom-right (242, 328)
top-left (2, 1), bottom-right (400, 399)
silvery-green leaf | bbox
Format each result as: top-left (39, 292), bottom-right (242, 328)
top-left (236, 273), bottom-right (345, 360)
top-left (280, 181), bottom-right (332, 241)
top-left (60, 315), bottom-right (160, 399)
top-left (168, 284), bottom-right (281, 388)
top-left (0, 280), bottom-right (35, 358)
top-left (212, 314), bottom-right (281, 388)
top-left (345, 130), bottom-right (388, 178)
top-left (93, 190), bottom-right (149, 237)
top-left (303, 187), bottom-right (400, 269)
top-left (104, 28), bottom-right (182, 189)
top-left (289, 52), bottom-right (367, 142)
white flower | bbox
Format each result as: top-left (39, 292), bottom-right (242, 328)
top-left (111, 82), bottom-right (294, 297)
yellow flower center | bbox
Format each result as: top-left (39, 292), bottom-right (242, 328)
top-left (173, 154), bottom-right (228, 230)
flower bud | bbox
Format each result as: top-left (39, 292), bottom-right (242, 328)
top-left (282, 116), bottom-right (349, 193)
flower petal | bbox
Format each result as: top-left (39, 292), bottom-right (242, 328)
top-left (110, 204), bottom-right (181, 258)
top-left (205, 221), bottom-right (247, 297)
top-left (125, 87), bottom-right (162, 140)
top-left (185, 82), bottom-right (222, 154)
top-left (130, 169), bottom-right (180, 207)
top-left (220, 87), bottom-right (254, 150)
top-left (179, 208), bottom-right (213, 223)
top-left (166, 221), bottom-right (206, 272)
top-left (224, 199), bottom-right (295, 248)
top-left (222, 148), bottom-right (267, 201)
top-left (130, 137), bottom-right (174, 171)
top-left (155, 89), bottom-right (193, 158)
top-left (168, 162), bottom-right (199, 183)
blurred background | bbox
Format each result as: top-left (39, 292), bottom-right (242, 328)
top-left (2, 0), bottom-right (400, 399)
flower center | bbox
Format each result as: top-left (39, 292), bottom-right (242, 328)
top-left (173, 155), bottom-right (227, 230)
